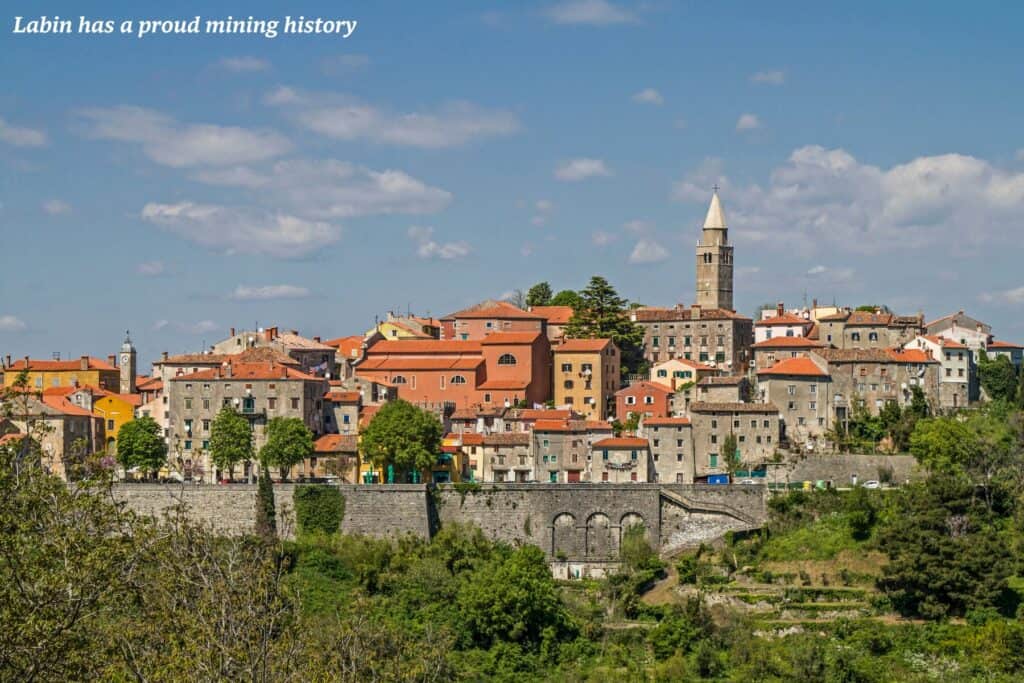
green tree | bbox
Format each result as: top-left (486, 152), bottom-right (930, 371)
top-left (564, 275), bottom-right (645, 374)
top-left (722, 432), bottom-right (740, 478)
top-left (549, 289), bottom-right (582, 309)
top-left (210, 406), bottom-right (252, 481)
top-left (909, 417), bottom-right (978, 474)
top-left (978, 351), bottom-right (1018, 402)
top-left (360, 400), bottom-right (442, 481)
top-left (116, 416), bottom-right (167, 479)
top-left (255, 462), bottom-right (276, 538)
top-left (260, 416), bottom-right (313, 480)
top-left (525, 282), bottom-right (553, 307)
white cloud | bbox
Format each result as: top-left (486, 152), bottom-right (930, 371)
top-left (806, 264), bottom-right (855, 282)
top-left (0, 117), bottom-right (47, 147)
top-left (628, 239), bottom-right (670, 264)
top-left (0, 315), bottom-right (27, 332)
top-left (623, 219), bottom-right (649, 233)
top-left (592, 230), bottom-right (616, 246)
top-left (750, 70), bottom-right (785, 85)
top-left (141, 202), bottom-right (339, 258)
top-left (671, 157), bottom-right (729, 203)
top-left (230, 284), bottom-right (310, 301)
top-left (555, 158), bottom-right (612, 181)
top-left (268, 89), bottom-right (519, 148)
top-left (544, 0), bottom-right (637, 25)
top-left (408, 226), bottom-right (472, 260)
top-left (192, 159), bottom-right (452, 219)
top-left (673, 145), bottom-right (1024, 254)
top-left (78, 106), bottom-right (291, 167)
top-left (152, 319), bottom-right (218, 335)
top-left (632, 88), bottom-right (663, 105)
top-left (136, 260), bottom-right (166, 276)
top-left (736, 113), bottom-right (762, 131)
top-left (218, 56), bottom-right (270, 72)
top-left (807, 265), bottom-right (827, 276)
top-left (42, 199), bottom-right (71, 215)
top-left (980, 286), bottom-right (1024, 305)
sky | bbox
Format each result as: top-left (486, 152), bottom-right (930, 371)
top-left (3, 0), bottom-right (1024, 369)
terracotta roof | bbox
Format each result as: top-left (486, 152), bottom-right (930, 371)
top-left (357, 357), bottom-right (482, 371)
top-left (846, 311), bottom-right (894, 327)
top-left (533, 419), bottom-right (575, 432)
top-left (324, 391), bottom-right (361, 403)
top-left (698, 376), bottom-right (746, 386)
top-left (757, 357), bottom-right (829, 378)
top-left (40, 395), bottom-right (95, 417)
top-left (365, 339), bottom-right (482, 354)
top-left (324, 335), bottom-right (366, 358)
top-left (444, 300), bottom-right (543, 321)
top-left (117, 393), bottom-right (143, 407)
top-left (752, 336), bottom-right (825, 349)
top-left (159, 347), bottom-right (300, 367)
top-left (556, 338), bottom-right (614, 353)
top-left (988, 340), bottom-right (1023, 349)
top-left (592, 437), bottom-right (648, 448)
top-left (409, 316), bottom-right (441, 328)
top-left (509, 409), bottom-right (574, 421)
top-left (920, 335), bottom-right (967, 349)
top-left (456, 432), bottom-right (485, 446)
top-left (616, 381), bottom-right (672, 396)
top-left (6, 357), bottom-right (117, 372)
top-left (479, 332), bottom-right (543, 345)
top-left (483, 433), bottom-right (530, 446)
top-left (137, 376), bottom-right (163, 390)
top-left (170, 362), bottom-right (320, 381)
top-left (584, 420), bottom-right (614, 431)
top-left (0, 433), bottom-right (28, 447)
top-left (529, 305), bottom-right (574, 325)
top-left (817, 311), bottom-right (851, 322)
top-left (358, 404), bottom-right (381, 428)
top-left (756, 313), bottom-right (810, 326)
top-left (632, 306), bottom-right (750, 322)
top-left (690, 401), bottom-right (779, 414)
top-left (314, 434), bottom-right (358, 453)
top-left (643, 417), bottom-right (691, 426)
top-left (806, 323), bottom-right (820, 340)
top-left (887, 349), bottom-right (935, 364)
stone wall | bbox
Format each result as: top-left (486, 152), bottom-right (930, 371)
top-left (767, 454), bottom-right (922, 487)
top-left (337, 484), bottom-right (432, 539)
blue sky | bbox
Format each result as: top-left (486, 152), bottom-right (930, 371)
top-left (4, 0), bottom-right (1024, 368)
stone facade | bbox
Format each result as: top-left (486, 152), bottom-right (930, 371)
top-left (695, 191), bottom-right (734, 311)
top-left (631, 305), bottom-right (753, 375)
top-left (640, 417), bottom-right (694, 483)
top-left (689, 402), bottom-right (781, 479)
top-left (812, 348), bottom-right (940, 418)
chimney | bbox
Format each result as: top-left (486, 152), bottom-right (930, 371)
top-left (812, 298), bottom-right (818, 310)
top-left (230, 327), bottom-right (235, 337)
top-left (776, 302), bottom-right (784, 317)
top-left (313, 336), bottom-right (321, 343)
top-left (108, 354), bottom-right (117, 367)
top-left (690, 304), bottom-right (701, 320)
top-left (265, 326), bottom-right (278, 342)
top-left (4, 355), bottom-right (10, 369)
top-left (161, 351), bottom-right (169, 361)
top-left (290, 329), bottom-right (298, 336)
top-left (80, 356), bottom-right (89, 371)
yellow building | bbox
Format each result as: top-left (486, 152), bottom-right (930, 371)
top-left (3, 356), bottom-right (120, 392)
top-left (553, 339), bottom-right (620, 420)
top-left (366, 313), bottom-right (439, 340)
top-left (93, 391), bottom-right (141, 453)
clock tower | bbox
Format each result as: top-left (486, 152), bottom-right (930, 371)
top-left (695, 189), bottom-right (734, 311)
top-left (119, 331), bottom-right (137, 394)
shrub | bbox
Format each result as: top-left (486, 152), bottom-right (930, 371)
top-left (294, 485), bottom-right (345, 536)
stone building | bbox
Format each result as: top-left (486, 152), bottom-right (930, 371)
top-left (590, 437), bottom-right (652, 483)
top-left (817, 310), bottom-right (924, 350)
top-left (532, 418), bottom-right (613, 483)
top-left (0, 393), bottom-right (103, 480)
top-left (631, 305), bottom-right (753, 374)
top-left (751, 336), bottom-right (827, 371)
top-left (211, 326), bottom-right (336, 375)
top-left (639, 416), bottom-right (694, 483)
top-left (811, 348), bottom-right (940, 420)
top-left (552, 338), bottom-right (620, 419)
top-left (695, 376), bottom-right (751, 403)
top-left (688, 402), bottom-right (781, 481)
top-left (695, 190), bottom-right (734, 311)
top-left (756, 356), bottom-right (833, 451)
top-left (307, 434), bottom-right (359, 482)
top-left (167, 360), bottom-right (328, 482)
top-left (753, 304), bottom-right (814, 344)
top-left (459, 432), bottom-right (532, 483)
top-left (902, 335), bottom-right (974, 409)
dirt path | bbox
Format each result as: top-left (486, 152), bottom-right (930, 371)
top-left (641, 562), bottom-right (680, 606)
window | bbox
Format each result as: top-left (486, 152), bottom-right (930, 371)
top-left (625, 396), bottom-right (636, 405)
top-left (451, 375), bottom-right (466, 385)
top-left (809, 384), bottom-right (817, 395)
top-left (676, 453), bottom-right (683, 462)
top-left (652, 336), bottom-right (660, 348)
top-left (711, 435), bottom-right (718, 444)
top-left (869, 332), bottom-right (878, 342)
top-left (711, 419), bottom-right (717, 429)
top-left (602, 472), bottom-right (609, 481)
top-left (657, 369), bottom-right (668, 378)
top-left (202, 398), bottom-right (210, 410)
top-left (653, 439), bottom-right (660, 447)
top-left (602, 450), bottom-right (609, 460)
top-left (851, 332), bottom-right (861, 341)
top-left (268, 397), bottom-right (276, 410)
top-left (550, 472), bottom-right (558, 483)
top-left (107, 419), bottom-right (114, 430)
top-left (184, 440), bottom-right (192, 450)
top-left (631, 451), bottom-right (638, 460)
top-left (202, 419), bottom-right (210, 432)
top-left (561, 363), bottom-right (572, 372)
top-left (581, 363), bottom-right (593, 374)
top-left (809, 401), bottom-right (817, 410)
top-left (290, 397), bottom-right (299, 410)
top-left (497, 354), bottom-right (517, 366)
top-left (184, 398), bottom-right (192, 409)
top-left (564, 380), bottom-right (574, 389)
top-left (709, 454), bottom-right (718, 468)
top-left (676, 439), bottom-right (683, 447)
top-left (643, 395), bottom-right (654, 405)
top-left (787, 385), bottom-right (796, 395)
top-left (392, 375), bottom-right (407, 384)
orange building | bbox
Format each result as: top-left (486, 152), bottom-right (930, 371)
top-left (3, 356), bottom-right (120, 392)
top-left (440, 300), bottom-right (546, 341)
top-left (552, 339), bottom-right (620, 420)
top-left (355, 332), bottom-right (552, 410)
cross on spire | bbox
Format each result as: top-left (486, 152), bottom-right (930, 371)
top-left (712, 183), bottom-right (720, 193)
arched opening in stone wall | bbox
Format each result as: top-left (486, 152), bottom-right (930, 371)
top-left (585, 512), bottom-right (616, 559)
top-left (551, 512), bottom-right (578, 559)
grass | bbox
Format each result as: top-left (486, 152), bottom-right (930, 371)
top-left (759, 512), bottom-right (866, 562)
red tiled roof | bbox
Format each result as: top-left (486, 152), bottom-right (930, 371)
top-left (169, 362), bottom-right (319, 381)
top-left (457, 432), bottom-right (485, 446)
top-left (314, 434), bottom-right (358, 453)
top-left (643, 417), bottom-right (691, 426)
top-left (556, 338), bottom-right (614, 353)
top-left (920, 335), bottom-right (967, 349)
top-left (887, 349), bottom-right (935, 363)
top-left (815, 348), bottom-right (937, 364)
top-left (40, 395), bottom-right (95, 417)
top-left (444, 300), bottom-right (543, 321)
top-left (479, 332), bottom-right (543, 345)
top-left (530, 305), bottom-right (574, 324)
top-left (0, 433), bottom-right (27, 446)
top-left (584, 420), bottom-right (614, 431)
top-left (7, 357), bottom-right (117, 372)
top-left (324, 335), bottom-right (366, 358)
top-left (652, 358), bottom-right (716, 371)
top-left (358, 404), bottom-right (381, 428)
top-left (755, 313), bottom-right (810, 326)
top-left (137, 376), bottom-right (163, 390)
top-left (752, 336), bottom-right (825, 349)
top-left (324, 391), bottom-right (361, 403)
top-left (533, 419), bottom-right (574, 432)
top-left (988, 340), bottom-right (1023, 349)
top-left (592, 437), bottom-right (648, 448)
top-left (757, 357), bottom-right (829, 378)
top-left (846, 311), bottom-right (894, 326)
top-left (512, 409), bottom-right (574, 421)
top-left (616, 381), bottom-right (672, 396)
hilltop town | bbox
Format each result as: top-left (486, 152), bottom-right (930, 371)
top-left (2, 191), bottom-right (1021, 488)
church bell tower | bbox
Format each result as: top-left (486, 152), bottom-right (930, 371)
top-left (119, 330), bottom-right (137, 394)
top-left (695, 189), bottom-right (734, 311)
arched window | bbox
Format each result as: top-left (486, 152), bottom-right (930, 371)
top-left (497, 353), bottom-right (517, 366)
top-left (450, 375), bottom-right (466, 385)
top-left (392, 375), bottom-right (407, 384)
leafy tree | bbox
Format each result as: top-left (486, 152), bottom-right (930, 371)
top-left (978, 351), bottom-right (1018, 402)
top-left (722, 433), bottom-right (739, 477)
top-left (909, 417), bottom-right (978, 475)
top-left (525, 282), bottom-right (553, 307)
top-left (294, 485), bottom-right (345, 536)
top-left (116, 416), bottom-right (167, 479)
top-left (845, 485), bottom-right (877, 540)
top-left (877, 475), bottom-right (1015, 619)
top-left (549, 289), bottom-right (582, 309)
top-left (360, 399), bottom-right (442, 481)
top-left (564, 275), bottom-right (645, 374)
top-left (255, 462), bottom-right (277, 538)
top-left (210, 406), bottom-right (252, 481)
top-left (260, 416), bottom-right (313, 480)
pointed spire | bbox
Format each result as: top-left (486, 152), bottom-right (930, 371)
top-left (703, 188), bottom-right (727, 230)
